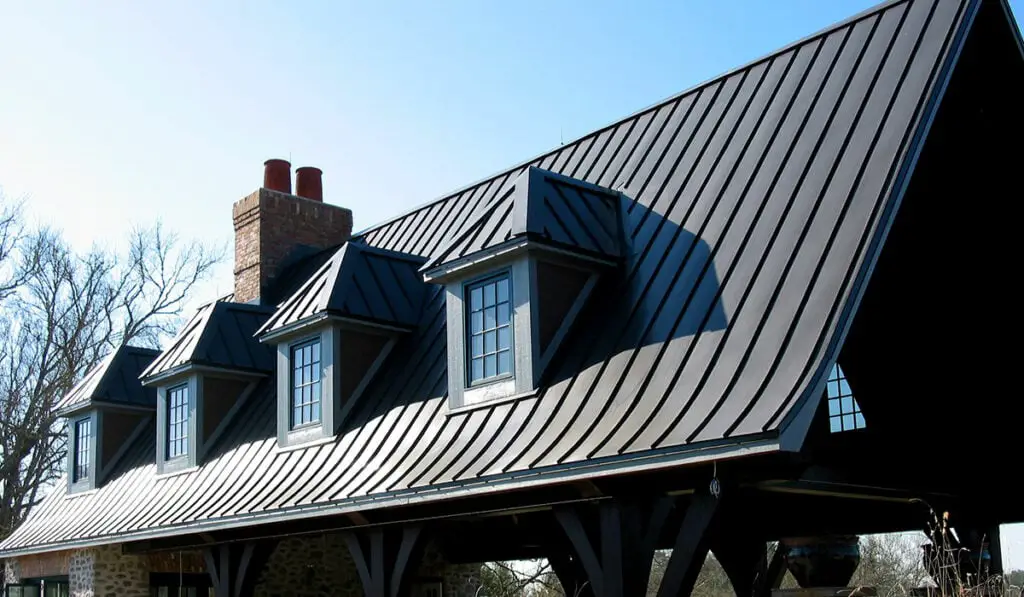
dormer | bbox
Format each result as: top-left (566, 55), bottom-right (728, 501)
top-left (258, 242), bottom-right (428, 448)
top-left (421, 167), bottom-right (625, 409)
top-left (56, 345), bottom-right (160, 493)
top-left (140, 300), bottom-right (275, 473)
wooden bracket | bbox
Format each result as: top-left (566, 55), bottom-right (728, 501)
top-left (202, 540), bottom-right (276, 597)
top-left (657, 492), bottom-right (720, 597)
top-left (341, 524), bottom-right (425, 597)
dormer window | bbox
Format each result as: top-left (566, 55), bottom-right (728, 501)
top-left (166, 384), bottom-right (190, 459)
top-left (467, 273), bottom-right (513, 385)
top-left (422, 167), bottom-right (625, 410)
top-left (258, 243), bottom-right (427, 448)
top-left (290, 338), bottom-right (323, 428)
top-left (140, 301), bottom-right (276, 472)
top-left (73, 418), bottom-right (92, 483)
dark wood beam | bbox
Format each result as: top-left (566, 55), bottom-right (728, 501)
top-left (554, 496), bottom-right (675, 597)
top-left (341, 524), bottom-right (424, 597)
top-left (657, 493), bottom-right (719, 597)
top-left (201, 540), bottom-right (276, 597)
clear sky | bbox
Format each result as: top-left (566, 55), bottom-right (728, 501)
top-left (2, 0), bottom-right (1022, 568)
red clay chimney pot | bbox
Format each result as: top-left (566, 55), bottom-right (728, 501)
top-left (295, 166), bottom-right (323, 202)
top-left (263, 159), bottom-right (292, 194)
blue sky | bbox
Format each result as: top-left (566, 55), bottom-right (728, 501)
top-left (2, 0), bottom-right (1022, 567)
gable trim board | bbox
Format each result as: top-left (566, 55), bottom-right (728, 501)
top-left (0, 0), bottom-right (1011, 558)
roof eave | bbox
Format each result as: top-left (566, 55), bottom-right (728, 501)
top-left (0, 431), bottom-right (781, 558)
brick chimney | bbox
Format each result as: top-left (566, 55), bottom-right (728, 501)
top-left (232, 160), bottom-right (353, 304)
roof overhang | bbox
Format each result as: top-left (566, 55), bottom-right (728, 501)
top-left (140, 363), bottom-right (269, 387)
top-left (422, 237), bottom-right (619, 285)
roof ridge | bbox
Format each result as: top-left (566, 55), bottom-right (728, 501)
top-left (351, 0), bottom-right (912, 240)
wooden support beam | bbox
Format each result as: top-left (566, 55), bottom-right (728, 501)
top-left (341, 524), bottom-right (424, 597)
top-left (201, 540), bottom-right (276, 597)
top-left (554, 496), bottom-right (675, 597)
top-left (657, 492), bottom-right (719, 597)
top-left (712, 537), bottom-right (767, 597)
top-left (755, 544), bottom-right (788, 597)
top-left (547, 550), bottom-right (595, 597)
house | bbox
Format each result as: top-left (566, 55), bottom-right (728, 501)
top-left (2, 0), bottom-right (1022, 595)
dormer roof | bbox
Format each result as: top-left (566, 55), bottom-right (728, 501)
top-left (140, 299), bottom-right (275, 383)
top-left (422, 167), bottom-right (624, 278)
top-left (56, 345), bottom-right (160, 415)
top-left (258, 242), bottom-right (428, 339)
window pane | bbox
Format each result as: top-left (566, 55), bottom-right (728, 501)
top-left (839, 379), bottom-right (851, 395)
top-left (828, 399), bottom-right (840, 417)
top-left (855, 413), bottom-right (866, 429)
top-left (482, 330), bottom-right (494, 353)
top-left (484, 283), bottom-right (496, 307)
top-left (312, 381), bottom-right (322, 403)
top-left (484, 307), bottom-right (496, 329)
top-left (294, 406), bottom-right (302, 425)
top-left (311, 400), bottom-right (321, 423)
top-left (471, 358), bottom-right (484, 381)
top-left (829, 417), bottom-right (843, 433)
top-left (497, 327), bottom-right (511, 350)
top-left (470, 286), bottom-right (483, 310)
top-left (841, 396), bottom-right (853, 413)
top-left (827, 381), bottom-right (839, 397)
top-left (471, 335), bottom-right (483, 357)
top-left (842, 414), bottom-right (855, 430)
top-left (484, 354), bottom-right (496, 377)
top-left (496, 303), bottom-right (510, 324)
top-left (471, 311), bottom-right (483, 334)
top-left (497, 350), bottom-right (511, 375)
top-left (497, 278), bottom-right (509, 303)
top-left (311, 341), bottom-right (320, 364)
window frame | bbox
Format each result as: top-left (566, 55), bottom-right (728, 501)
top-left (464, 271), bottom-right (515, 388)
top-left (289, 337), bottom-right (324, 430)
top-left (72, 417), bottom-right (91, 483)
top-left (165, 383), bottom-right (190, 460)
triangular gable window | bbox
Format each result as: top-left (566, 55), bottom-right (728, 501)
top-left (827, 364), bottom-right (865, 433)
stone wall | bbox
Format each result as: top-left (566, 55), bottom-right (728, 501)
top-left (4, 545), bottom-right (204, 597)
top-left (6, 533), bottom-right (480, 597)
top-left (253, 533), bottom-right (482, 597)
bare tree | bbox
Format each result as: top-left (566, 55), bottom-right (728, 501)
top-left (0, 194), bottom-right (222, 540)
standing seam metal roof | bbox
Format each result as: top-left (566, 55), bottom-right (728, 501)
top-left (1, 0), bottom-right (984, 555)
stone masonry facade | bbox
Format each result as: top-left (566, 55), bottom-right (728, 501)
top-left (6, 533), bottom-right (480, 597)
top-left (232, 187), bottom-right (353, 304)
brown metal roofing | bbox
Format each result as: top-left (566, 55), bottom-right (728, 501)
top-left (258, 243), bottom-right (428, 336)
top-left (56, 345), bottom-right (160, 412)
top-left (140, 300), bottom-right (275, 380)
top-left (1, 0), bottom-right (989, 555)
top-left (423, 166), bottom-right (624, 272)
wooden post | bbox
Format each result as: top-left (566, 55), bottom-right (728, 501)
top-left (713, 538), bottom-right (774, 597)
top-left (656, 493), bottom-right (719, 597)
top-left (553, 496), bottom-right (674, 597)
top-left (341, 524), bottom-right (425, 597)
top-left (202, 540), bottom-right (276, 597)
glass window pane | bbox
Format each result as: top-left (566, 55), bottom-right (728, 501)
top-left (294, 406), bottom-right (302, 425)
top-left (497, 350), bottom-right (511, 375)
top-left (471, 358), bottom-right (484, 381)
top-left (312, 381), bottom-right (321, 403)
top-left (828, 399), bottom-right (840, 417)
top-left (484, 307), bottom-right (496, 329)
top-left (842, 414), bottom-right (855, 430)
top-left (841, 396), bottom-right (853, 413)
top-left (496, 303), bottom-right (510, 324)
top-left (855, 413), bottom-right (866, 429)
top-left (471, 335), bottom-right (483, 357)
top-left (484, 330), bottom-right (496, 353)
top-left (311, 341), bottom-right (320, 363)
top-left (470, 286), bottom-right (483, 310)
top-left (827, 381), bottom-right (839, 397)
top-left (471, 311), bottom-right (483, 334)
top-left (829, 417), bottom-right (842, 433)
top-left (484, 354), bottom-right (496, 378)
top-left (497, 278), bottom-right (509, 303)
top-left (311, 400), bottom-right (321, 423)
top-left (497, 327), bottom-right (511, 350)
top-left (839, 379), bottom-right (851, 395)
top-left (484, 283), bottom-right (496, 307)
